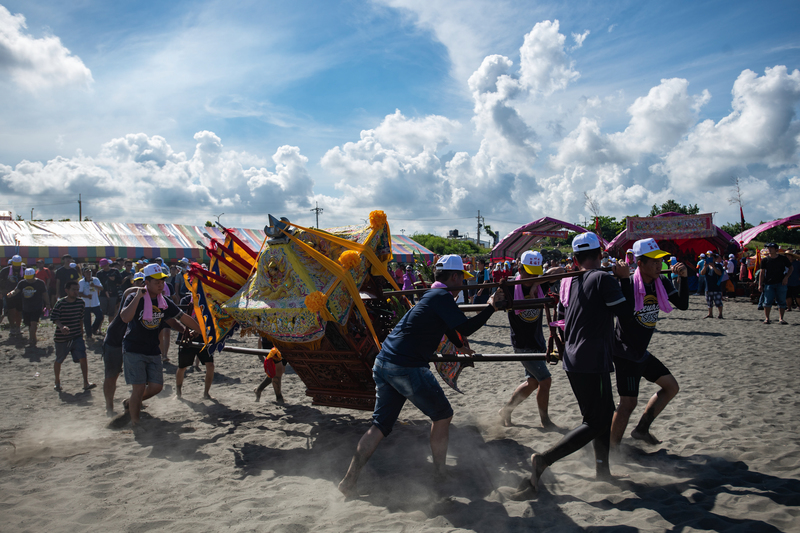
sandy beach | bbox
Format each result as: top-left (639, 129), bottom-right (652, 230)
top-left (1, 294), bottom-right (798, 532)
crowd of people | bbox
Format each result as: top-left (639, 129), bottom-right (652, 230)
top-left (0, 234), bottom-right (795, 491)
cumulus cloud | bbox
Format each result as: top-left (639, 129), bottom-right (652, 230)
top-left (519, 20), bottom-right (580, 96)
top-left (571, 30), bottom-right (590, 49)
top-left (0, 131), bottom-right (313, 222)
top-left (0, 5), bottom-right (93, 91)
top-left (657, 66), bottom-right (800, 189)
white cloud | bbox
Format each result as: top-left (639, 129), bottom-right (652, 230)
top-left (571, 30), bottom-right (590, 50)
top-left (0, 5), bottom-right (92, 91)
top-left (519, 20), bottom-right (580, 96)
top-left (658, 66), bottom-right (800, 189)
top-left (0, 132), bottom-right (314, 223)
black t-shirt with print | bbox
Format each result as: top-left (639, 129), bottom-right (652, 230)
top-left (97, 269), bottom-right (123, 296)
top-left (507, 282), bottom-right (550, 353)
top-left (15, 279), bottom-right (47, 313)
top-left (613, 276), bottom-right (687, 363)
top-left (122, 293), bottom-right (182, 356)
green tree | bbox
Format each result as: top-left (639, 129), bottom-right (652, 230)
top-left (205, 221), bottom-right (214, 227)
top-left (649, 200), bottom-right (700, 216)
top-left (720, 222), bottom-right (753, 238)
top-left (410, 233), bottom-right (490, 256)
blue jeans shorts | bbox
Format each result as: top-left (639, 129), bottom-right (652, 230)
top-left (123, 351), bottom-right (163, 386)
top-left (763, 284), bottom-right (788, 309)
top-left (514, 348), bottom-right (551, 382)
top-left (371, 358), bottom-right (453, 437)
top-left (55, 338), bottom-right (87, 363)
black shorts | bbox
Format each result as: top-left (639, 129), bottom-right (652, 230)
top-left (566, 371), bottom-right (615, 430)
top-left (6, 294), bottom-right (22, 312)
top-left (614, 354), bottom-right (671, 397)
top-left (22, 310), bottom-right (42, 325)
top-left (178, 344), bottom-right (213, 368)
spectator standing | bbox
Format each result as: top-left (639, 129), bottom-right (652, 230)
top-left (701, 253), bottom-right (724, 319)
top-left (473, 258), bottom-right (491, 305)
top-left (695, 253), bottom-right (707, 295)
top-left (51, 280), bottom-right (95, 392)
top-left (35, 259), bottom-right (56, 309)
top-left (55, 255), bottom-right (79, 298)
top-left (96, 258), bottom-right (123, 319)
top-left (79, 267), bottom-right (105, 339)
top-left (759, 243), bottom-right (793, 324)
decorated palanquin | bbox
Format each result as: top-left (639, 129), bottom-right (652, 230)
top-left (187, 211), bottom-right (406, 410)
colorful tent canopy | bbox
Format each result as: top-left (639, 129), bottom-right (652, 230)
top-left (491, 217), bottom-right (599, 261)
top-left (391, 234), bottom-right (435, 263)
top-left (733, 213), bottom-right (800, 245)
top-left (607, 212), bottom-right (738, 259)
top-left (0, 221), bottom-right (265, 264)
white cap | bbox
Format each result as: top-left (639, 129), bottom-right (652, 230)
top-left (142, 263), bottom-right (168, 279)
top-left (435, 254), bottom-right (474, 279)
top-left (69, 262), bottom-right (77, 268)
top-left (11, 254), bottom-right (22, 265)
top-left (729, 254), bottom-right (735, 258)
top-left (520, 250), bottom-right (544, 275)
top-left (632, 238), bottom-right (670, 259)
top-left (179, 257), bottom-right (189, 264)
top-left (571, 232), bottom-right (601, 252)
top-left (24, 268), bottom-right (35, 279)
top-left (133, 272), bottom-right (145, 281)
top-left (700, 253), bottom-right (706, 258)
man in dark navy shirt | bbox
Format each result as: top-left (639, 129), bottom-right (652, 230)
top-left (119, 264), bottom-right (199, 427)
top-left (610, 238), bottom-right (689, 448)
top-left (338, 255), bottom-right (505, 497)
top-left (513, 232), bottom-right (633, 500)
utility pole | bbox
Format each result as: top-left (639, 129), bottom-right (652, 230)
top-left (310, 202), bottom-right (323, 228)
top-left (78, 194), bottom-right (82, 221)
top-left (215, 213), bottom-right (225, 225)
top-left (476, 210), bottom-right (484, 247)
top-left (31, 208), bottom-right (34, 221)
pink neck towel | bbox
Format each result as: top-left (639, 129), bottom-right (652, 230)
top-left (633, 268), bottom-right (672, 313)
top-left (142, 291), bottom-right (168, 321)
top-left (514, 273), bottom-right (543, 315)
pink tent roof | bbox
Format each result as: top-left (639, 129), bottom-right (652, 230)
top-left (607, 212), bottom-right (738, 257)
top-left (490, 217), bottom-right (600, 261)
top-left (733, 213), bottom-right (800, 245)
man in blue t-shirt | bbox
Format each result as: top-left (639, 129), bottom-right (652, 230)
top-left (512, 232), bottom-right (633, 500)
top-left (119, 264), bottom-right (200, 427)
top-left (338, 255), bottom-right (505, 497)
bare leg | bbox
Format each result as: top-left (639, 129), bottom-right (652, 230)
top-left (175, 367), bottom-right (186, 398)
top-left (499, 378), bottom-right (538, 427)
top-left (535, 378), bottom-right (554, 428)
top-left (104, 373), bottom-right (119, 415)
top-left (632, 374), bottom-right (679, 445)
top-left (272, 363), bottom-right (285, 402)
top-left (764, 306), bottom-right (772, 321)
top-left (610, 396), bottom-right (638, 446)
top-left (430, 416), bottom-right (452, 479)
top-left (717, 304), bottom-right (723, 319)
top-left (29, 321), bottom-right (38, 345)
top-left (203, 363), bottom-right (214, 399)
top-left (254, 376), bottom-right (271, 401)
top-left (338, 425), bottom-right (385, 497)
top-left (53, 360), bottom-right (62, 390)
top-left (79, 358), bottom-right (94, 389)
top-left (129, 383), bottom-right (163, 425)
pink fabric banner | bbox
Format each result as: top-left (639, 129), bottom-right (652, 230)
top-left (626, 214), bottom-right (714, 240)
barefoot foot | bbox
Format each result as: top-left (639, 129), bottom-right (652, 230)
top-left (631, 427), bottom-right (662, 445)
top-left (253, 387), bottom-right (262, 402)
top-left (498, 406), bottom-right (513, 427)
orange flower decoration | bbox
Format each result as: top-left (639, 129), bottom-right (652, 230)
top-left (339, 250), bottom-right (361, 270)
top-left (369, 210), bottom-right (387, 229)
top-left (304, 291), bottom-right (327, 313)
top-left (267, 347), bottom-right (282, 362)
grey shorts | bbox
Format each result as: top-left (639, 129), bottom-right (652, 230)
top-left (98, 295), bottom-right (118, 316)
top-left (55, 338), bottom-right (87, 363)
top-left (123, 351), bottom-right (163, 386)
top-left (103, 343), bottom-right (123, 378)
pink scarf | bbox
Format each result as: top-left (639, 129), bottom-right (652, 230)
top-left (514, 273), bottom-right (543, 315)
top-left (633, 268), bottom-right (672, 313)
top-left (559, 277), bottom-right (572, 307)
top-left (431, 281), bottom-right (448, 289)
top-left (142, 290), bottom-right (168, 321)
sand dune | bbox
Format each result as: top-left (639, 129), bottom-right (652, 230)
top-left (1, 295), bottom-right (798, 532)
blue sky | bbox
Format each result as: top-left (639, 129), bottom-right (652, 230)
top-left (1, 0), bottom-right (799, 240)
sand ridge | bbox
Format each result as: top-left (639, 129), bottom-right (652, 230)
top-left (0, 295), bottom-right (798, 532)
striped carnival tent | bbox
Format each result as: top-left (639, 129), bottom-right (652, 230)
top-left (391, 234), bottom-right (435, 263)
top-left (0, 221), bottom-right (266, 265)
